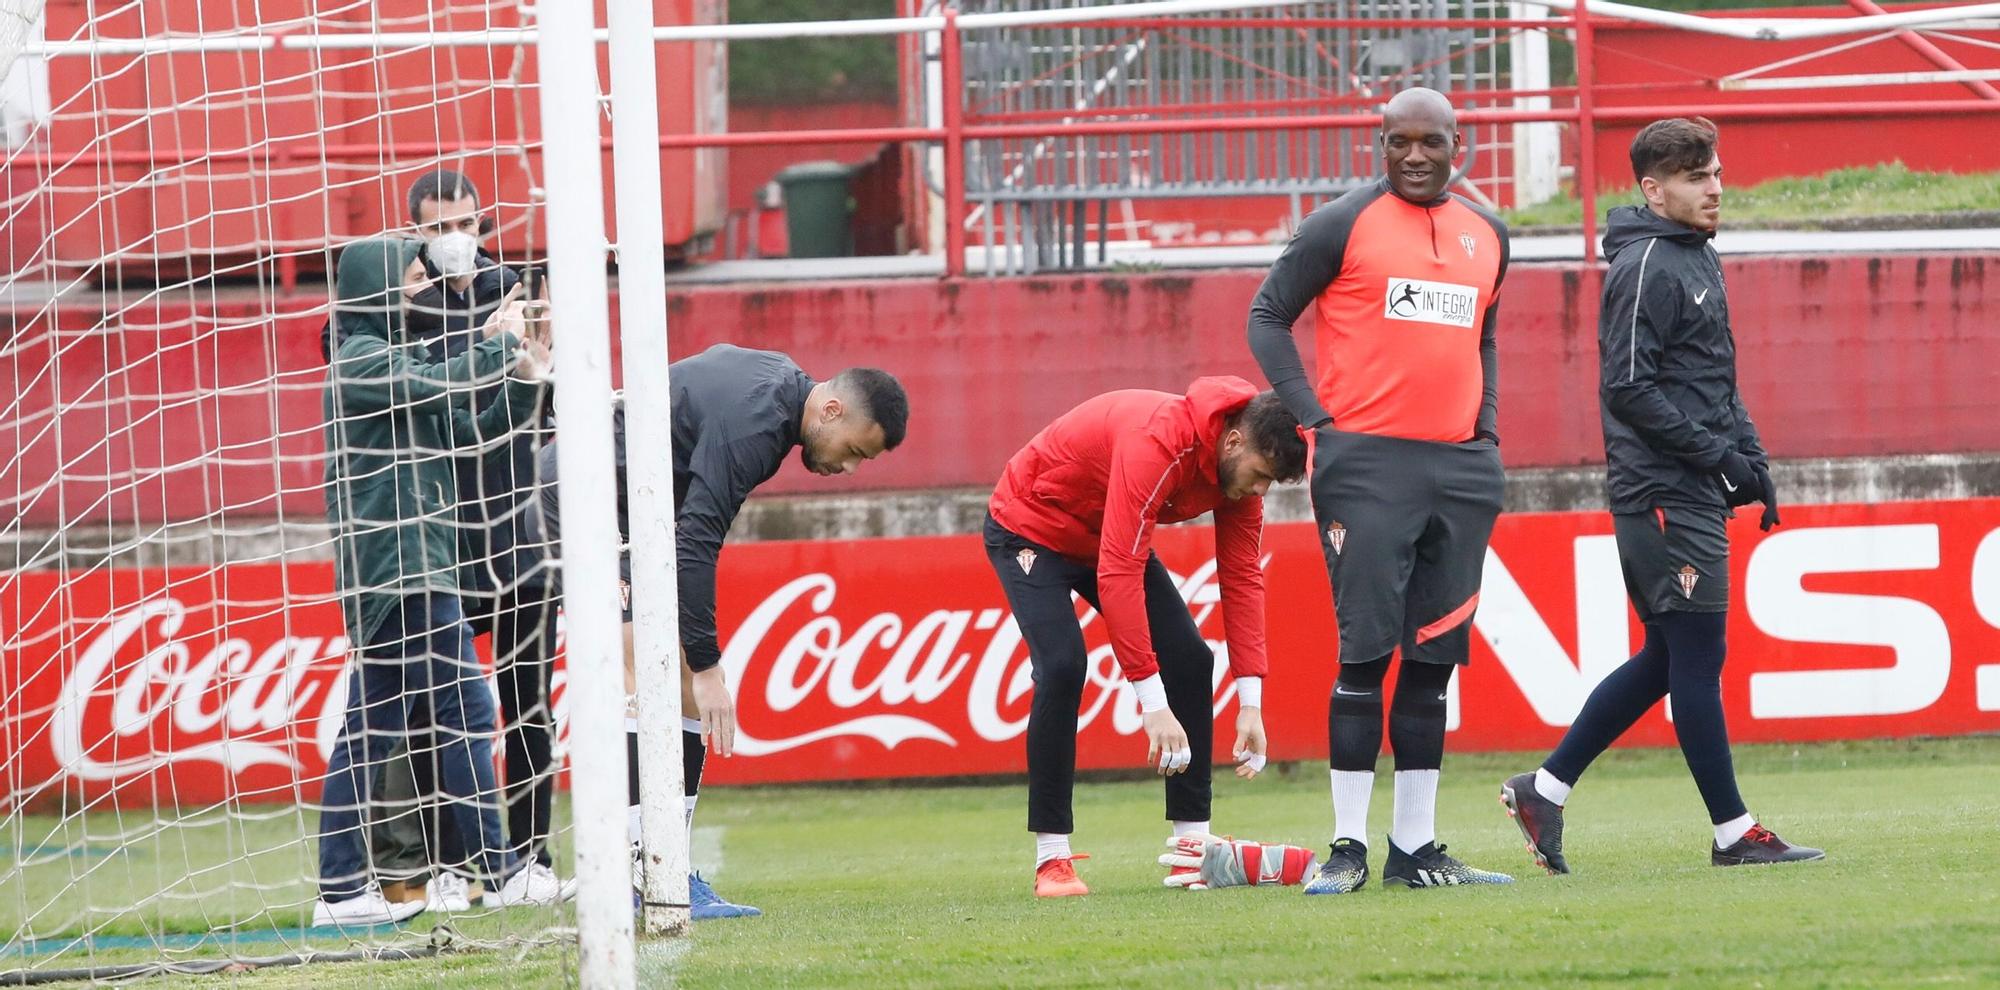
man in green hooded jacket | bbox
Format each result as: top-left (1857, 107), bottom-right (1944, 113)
top-left (312, 236), bottom-right (565, 926)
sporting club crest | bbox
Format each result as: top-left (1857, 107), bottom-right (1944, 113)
top-left (1016, 548), bottom-right (1037, 575)
top-left (1677, 565), bottom-right (1700, 599)
top-left (1326, 522), bottom-right (1347, 555)
top-left (1459, 232), bottom-right (1477, 258)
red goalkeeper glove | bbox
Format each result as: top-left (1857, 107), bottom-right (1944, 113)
top-left (1158, 833), bottom-right (1317, 889)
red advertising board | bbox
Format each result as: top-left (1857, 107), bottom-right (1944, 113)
top-left (7, 500), bottom-right (1999, 807)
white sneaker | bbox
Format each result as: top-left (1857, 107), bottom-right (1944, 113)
top-left (312, 886), bottom-right (427, 927)
top-left (488, 861), bottom-right (570, 908)
top-left (426, 873), bottom-right (473, 912)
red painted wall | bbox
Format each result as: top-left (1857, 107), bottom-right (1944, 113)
top-left (1590, 4), bottom-right (2000, 191)
top-left (4, 253), bottom-right (1994, 529)
top-left (726, 103), bottom-right (901, 213)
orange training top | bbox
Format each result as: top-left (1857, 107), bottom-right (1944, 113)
top-left (1246, 177), bottom-right (1510, 443)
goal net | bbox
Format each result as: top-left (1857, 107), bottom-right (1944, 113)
top-left (1, 1), bottom-right (633, 982)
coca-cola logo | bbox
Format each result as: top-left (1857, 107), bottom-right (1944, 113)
top-left (717, 558), bottom-right (1244, 756)
top-left (50, 598), bottom-right (352, 781)
top-left (36, 559), bottom-right (1250, 789)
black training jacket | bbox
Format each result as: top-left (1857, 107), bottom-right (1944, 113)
top-left (539, 344), bottom-right (813, 671)
top-left (1598, 205), bottom-right (1768, 515)
top-left (417, 252), bottom-right (547, 600)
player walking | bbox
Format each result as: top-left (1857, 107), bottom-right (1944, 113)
top-left (1246, 88), bottom-right (1514, 893)
top-left (1501, 117), bottom-right (1823, 872)
top-left (985, 379), bottom-right (1311, 897)
top-left (538, 344), bottom-right (909, 918)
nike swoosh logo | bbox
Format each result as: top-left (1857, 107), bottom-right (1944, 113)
top-left (1721, 475), bottom-right (1739, 493)
top-left (1694, 288), bottom-right (1709, 304)
top-left (1334, 686), bottom-right (1371, 697)
top-left (1436, 692), bottom-right (1448, 702)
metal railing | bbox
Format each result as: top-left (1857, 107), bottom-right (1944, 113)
top-left (651, 0), bottom-right (2000, 274)
top-left (945, 1), bottom-right (1512, 273)
top-left (17, 0), bottom-right (2000, 279)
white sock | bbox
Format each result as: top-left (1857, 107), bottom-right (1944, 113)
top-left (1715, 812), bottom-right (1756, 849)
top-left (627, 805), bottom-right (643, 847)
top-left (1330, 770), bottom-right (1373, 845)
top-left (1171, 820), bottom-right (1210, 838)
top-left (1535, 767), bottom-right (1573, 806)
top-left (685, 794), bottom-right (699, 841)
top-left (1390, 769), bottom-right (1440, 853)
top-left (1034, 832), bottom-right (1071, 868)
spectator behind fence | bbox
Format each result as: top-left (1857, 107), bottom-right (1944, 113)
top-left (311, 233), bottom-right (566, 927)
top-left (365, 171), bottom-right (564, 913)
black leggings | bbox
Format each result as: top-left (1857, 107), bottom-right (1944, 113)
top-left (1329, 655), bottom-right (1454, 773)
top-left (1543, 611), bottom-right (1746, 824)
top-left (985, 517), bottom-right (1215, 834)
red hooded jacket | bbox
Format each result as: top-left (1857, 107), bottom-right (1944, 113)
top-left (989, 377), bottom-right (1271, 684)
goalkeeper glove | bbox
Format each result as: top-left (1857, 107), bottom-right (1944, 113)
top-left (1158, 833), bottom-right (1316, 890)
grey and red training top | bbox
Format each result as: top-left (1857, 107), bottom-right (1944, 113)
top-left (1247, 176), bottom-right (1509, 444)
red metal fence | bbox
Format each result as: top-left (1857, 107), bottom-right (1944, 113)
top-left (10, 2), bottom-right (1999, 285)
top-left (654, 1), bottom-right (2000, 270)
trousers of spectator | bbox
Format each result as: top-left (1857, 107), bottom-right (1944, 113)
top-left (316, 593), bottom-right (516, 901)
top-left (370, 582), bottom-right (562, 875)
top-left (472, 582), bottom-right (560, 866)
top-left (984, 517), bottom-right (1215, 835)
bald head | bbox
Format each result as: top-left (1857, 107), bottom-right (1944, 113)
top-left (1378, 87), bottom-right (1461, 203)
top-left (1382, 87), bottom-right (1457, 132)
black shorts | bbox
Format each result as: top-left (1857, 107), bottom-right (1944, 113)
top-left (1309, 427), bottom-right (1505, 666)
top-left (1613, 505), bottom-right (1730, 622)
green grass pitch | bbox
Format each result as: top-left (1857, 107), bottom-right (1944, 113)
top-left (7, 737), bottom-right (1998, 988)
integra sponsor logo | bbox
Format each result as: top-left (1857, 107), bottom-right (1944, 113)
top-left (1383, 278), bottom-right (1480, 329)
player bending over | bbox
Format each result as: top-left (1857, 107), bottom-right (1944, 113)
top-left (1500, 117), bottom-right (1823, 873)
top-left (985, 379), bottom-right (1312, 897)
top-left (539, 344), bottom-right (909, 918)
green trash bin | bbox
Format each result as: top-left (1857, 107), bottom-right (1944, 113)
top-left (775, 161), bottom-right (856, 258)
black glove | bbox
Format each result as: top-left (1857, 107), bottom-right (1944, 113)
top-left (1755, 467), bottom-right (1781, 531)
top-left (1713, 449), bottom-right (1763, 507)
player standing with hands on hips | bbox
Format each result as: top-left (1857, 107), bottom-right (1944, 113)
top-left (1247, 87), bottom-right (1514, 893)
top-left (986, 379), bottom-right (1315, 898)
top-left (1501, 117), bottom-right (1823, 873)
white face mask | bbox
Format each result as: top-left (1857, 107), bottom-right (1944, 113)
top-left (425, 230), bottom-right (480, 278)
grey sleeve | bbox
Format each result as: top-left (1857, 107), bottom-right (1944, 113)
top-left (1476, 301), bottom-right (1501, 443)
top-left (1475, 219), bottom-right (1509, 443)
top-left (1246, 205), bottom-right (1348, 429)
top-left (535, 442), bottom-right (563, 563)
top-left (675, 430), bottom-right (778, 672)
top-left (536, 430), bottom-right (628, 592)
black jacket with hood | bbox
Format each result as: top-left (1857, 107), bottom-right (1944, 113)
top-left (1598, 205), bottom-right (1768, 515)
top-left (409, 249), bottom-right (549, 602)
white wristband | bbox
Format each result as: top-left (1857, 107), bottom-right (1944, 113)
top-left (1234, 676), bottom-right (1263, 709)
top-left (1131, 674), bottom-right (1169, 713)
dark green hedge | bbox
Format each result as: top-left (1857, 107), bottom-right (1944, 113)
top-left (730, 0), bottom-right (901, 105)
